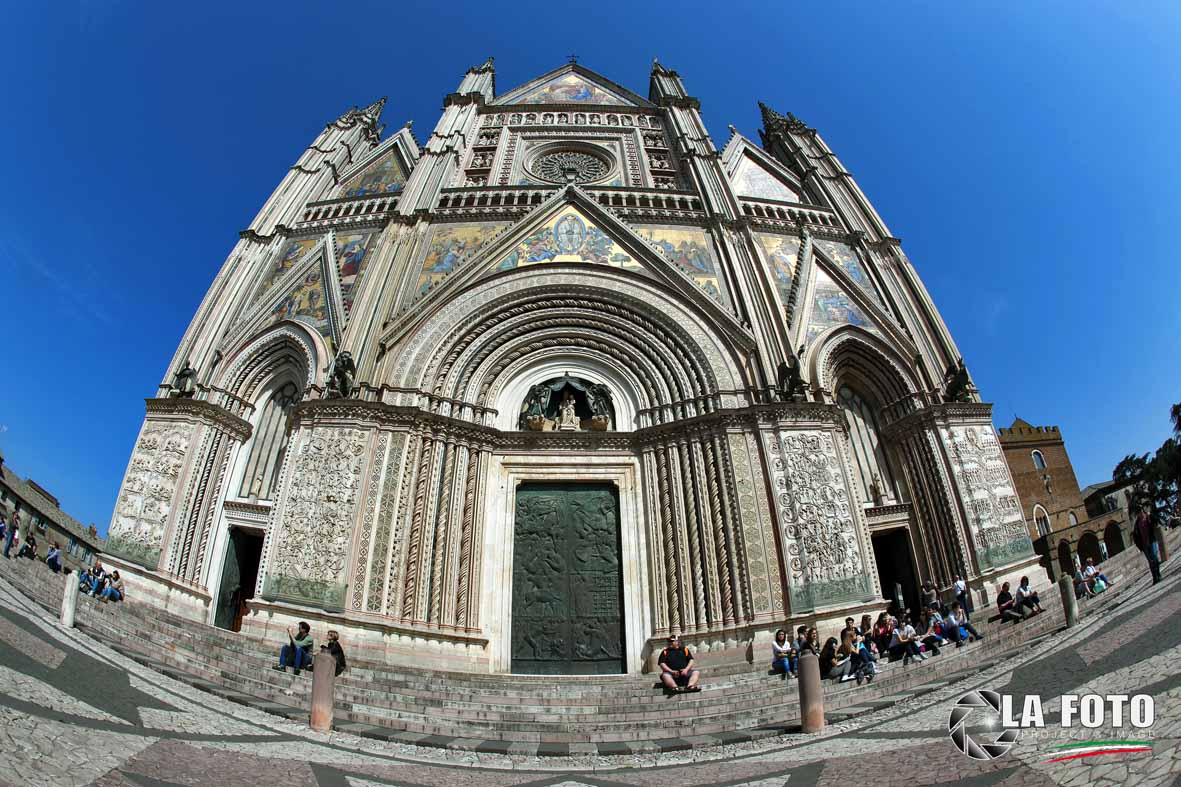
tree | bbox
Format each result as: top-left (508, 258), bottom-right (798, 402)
top-left (1113, 401), bottom-right (1181, 521)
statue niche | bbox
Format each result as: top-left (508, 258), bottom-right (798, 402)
top-left (518, 374), bottom-right (615, 432)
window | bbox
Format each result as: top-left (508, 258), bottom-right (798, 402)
top-left (1034, 505), bottom-right (1051, 537)
top-left (1068, 512), bottom-right (1079, 528)
top-left (1031, 450), bottom-right (1047, 470)
top-left (837, 384), bottom-right (906, 505)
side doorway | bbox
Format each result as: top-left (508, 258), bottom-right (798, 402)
top-left (213, 527), bottom-right (265, 632)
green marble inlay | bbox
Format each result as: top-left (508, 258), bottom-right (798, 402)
top-left (789, 574), bottom-right (874, 612)
top-left (261, 575), bottom-right (347, 612)
top-left (979, 534), bottom-right (1035, 570)
top-left (103, 537), bottom-right (160, 570)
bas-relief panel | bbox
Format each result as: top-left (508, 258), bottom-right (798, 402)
top-left (339, 149), bottom-right (406, 198)
top-left (335, 231), bottom-right (377, 315)
top-left (258, 237), bottom-right (319, 298)
top-left (732, 156), bottom-right (799, 202)
top-left (514, 73), bottom-right (628, 106)
top-left (263, 427), bottom-right (369, 610)
top-left (414, 222), bottom-right (509, 302)
top-left (766, 430), bottom-right (872, 611)
top-left (497, 209), bottom-right (639, 271)
top-left (107, 421), bottom-right (195, 568)
top-left (941, 425), bottom-right (1034, 571)
top-left (805, 268), bottom-right (879, 344)
top-left (813, 239), bottom-right (882, 306)
top-left (635, 226), bottom-right (728, 307)
top-left (269, 262), bottom-right (334, 351)
top-left (753, 232), bottom-right (800, 309)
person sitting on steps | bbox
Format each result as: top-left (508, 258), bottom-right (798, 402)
top-left (320, 629), bottom-right (347, 676)
top-left (888, 615), bottom-right (925, 665)
top-left (1083, 557), bottom-right (1114, 590)
top-left (996, 581), bottom-right (1027, 623)
top-left (771, 628), bottom-right (798, 678)
top-left (1014, 576), bottom-right (1044, 615)
top-left (658, 634), bottom-right (700, 693)
top-left (45, 542), bottom-right (62, 573)
top-left (943, 602), bottom-right (983, 645)
top-left (100, 571), bottom-right (124, 603)
top-left (273, 621), bottom-right (315, 675)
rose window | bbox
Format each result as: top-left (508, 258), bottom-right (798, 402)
top-left (532, 150), bottom-right (610, 184)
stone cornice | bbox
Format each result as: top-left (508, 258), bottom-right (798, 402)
top-left (443, 91), bottom-right (487, 108)
top-left (291, 398), bottom-right (846, 449)
top-left (882, 402), bottom-right (995, 440)
top-left (144, 398), bottom-right (252, 441)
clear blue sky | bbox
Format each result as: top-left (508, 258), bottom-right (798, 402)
top-left (1, 2), bottom-right (1178, 534)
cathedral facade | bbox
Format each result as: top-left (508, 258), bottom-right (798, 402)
top-left (105, 60), bottom-right (1040, 674)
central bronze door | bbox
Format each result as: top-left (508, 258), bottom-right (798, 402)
top-left (511, 482), bottom-right (624, 674)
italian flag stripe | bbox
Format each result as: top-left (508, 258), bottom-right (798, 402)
top-left (1046, 741), bottom-right (1152, 763)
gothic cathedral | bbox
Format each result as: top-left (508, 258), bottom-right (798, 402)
top-left (106, 60), bottom-right (1040, 674)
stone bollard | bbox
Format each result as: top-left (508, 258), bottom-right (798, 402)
top-left (797, 652), bottom-right (825, 733)
top-left (60, 570), bottom-right (77, 628)
top-left (309, 649), bottom-right (338, 732)
top-left (1058, 573), bottom-right (1078, 628)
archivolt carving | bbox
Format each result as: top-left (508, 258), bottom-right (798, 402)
top-left (389, 271), bottom-right (742, 406)
top-left (217, 323), bottom-right (320, 402)
top-left (810, 326), bottom-right (920, 404)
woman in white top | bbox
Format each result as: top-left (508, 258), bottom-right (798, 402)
top-left (771, 628), bottom-right (798, 677)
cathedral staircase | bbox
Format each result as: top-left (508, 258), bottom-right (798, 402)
top-left (3, 534), bottom-right (1173, 756)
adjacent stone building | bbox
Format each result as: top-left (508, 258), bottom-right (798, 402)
top-left (0, 453), bottom-right (103, 571)
top-left (998, 417), bottom-right (1131, 579)
top-left (105, 60), bottom-right (1041, 673)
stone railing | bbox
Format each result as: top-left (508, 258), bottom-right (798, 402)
top-left (295, 192), bottom-right (401, 229)
top-left (739, 197), bottom-right (840, 229)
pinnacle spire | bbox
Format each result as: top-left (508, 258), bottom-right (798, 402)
top-left (362, 96), bottom-right (387, 120)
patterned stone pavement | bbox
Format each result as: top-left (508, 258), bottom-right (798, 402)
top-left (0, 557), bottom-right (1177, 787)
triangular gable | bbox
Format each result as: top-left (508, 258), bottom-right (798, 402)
top-left (383, 186), bottom-right (752, 351)
top-left (339, 147), bottom-right (406, 198)
top-left (494, 64), bottom-right (652, 107)
top-left (411, 221), bottom-right (511, 304)
top-left (237, 234), bottom-right (344, 354)
top-left (753, 231), bottom-right (801, 309)
top-left (804, 267), bottom-right (880, 345)
top-left (256, 236), bottom-right (319, 300)
top-left (335, 127), bottom-right (418, 199)
top-left (812, 239), bottom-right (883, 308)
top-left (732, 155), bottom-right (799, 202)
top-left (495, 206), bottom-right (642, 271)
top-left (721, 133), bottom-right (805, 204)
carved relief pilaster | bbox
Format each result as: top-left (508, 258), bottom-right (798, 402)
top-left (728, 432), bottom-right (775, 615)
top-left (108, 420), bottom-right (197, 568)
top-left (941, 424), bottom-right (1034, 571)
top-left (766, 428), bottom-right (873, 612)
top-left (366, 432), bottom-right (406, 612)
top-left (352, 431), bottom-right (389, 611)
top-left (260, 426), bottom-right (369, 610)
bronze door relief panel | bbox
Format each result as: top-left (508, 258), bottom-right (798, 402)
top-left (511, 482), bottom-right (625, 674)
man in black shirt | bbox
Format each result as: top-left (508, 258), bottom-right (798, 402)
top-left (996, 581), bottom-right (1026, 623)
top-left (657, 634), bottom-right (700, 692)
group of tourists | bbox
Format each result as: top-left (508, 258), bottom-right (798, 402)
top-left (0, 511), bottom-right (42, 562)
top-left (1074, 557), bottom-right (1114, 598)
top-left (76, 560), bottom-right (124, 602)
top-left (271, 621), bottom-right (348, 677)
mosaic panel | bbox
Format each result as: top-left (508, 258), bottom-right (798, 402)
top-left (269, 260), bottom-right (334, 351)
top-left (813, 239), bottom-right (882, 306)
top-left (496, 208), bottom-right (639, 271)
top-left (514, 73), bottom-right (628, 105)
top-left (636, 225), bottom-right (727, 306)
top-left (339, 148), bottom-right (406, 198)
top-left (732, 156), bottom-right (799, 202)
top-left (753, 232), bottom-right (800, 308)
top-left (414, 222), bottom-right (508, 301)
top-left (257, 237), bottom-right (318, 298)
top-left (335, 231), bottom-right (378, 315)
top-left (805, 268), bottom-right (879, 344)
